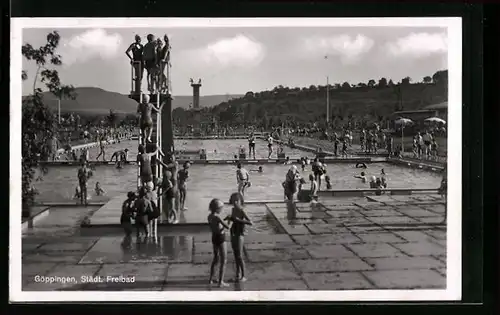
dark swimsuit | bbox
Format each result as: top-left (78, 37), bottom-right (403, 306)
top-left (212, 231), bottom-right (226, 246)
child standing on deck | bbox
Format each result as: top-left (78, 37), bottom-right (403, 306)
top-left (208, 198), bottom-right (230, 287)
top-left (225, 192), bottom-right (252, 283)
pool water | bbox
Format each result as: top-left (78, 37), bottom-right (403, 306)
top-left (68, 139), bottom-right (315, 162)
top-left (34, 140), bottom-right (441, 204)
top-left (27, 139), bottom-right (441, 238)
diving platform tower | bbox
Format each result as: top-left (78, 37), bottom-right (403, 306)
top-left (128, 54), bottom-right (174, 234)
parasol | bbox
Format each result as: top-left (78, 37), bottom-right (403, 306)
top-left (424, 117), bottom-right (446, 124)
top-left (394, 118), bottom-right (413, 153)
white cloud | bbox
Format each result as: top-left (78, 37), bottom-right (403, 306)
top-left (59, 29), bottom-right (123, 65)
top-left (386, 32), bottom-right (448, 58)
top-left (192, 35), bottom-right (265, 68)
top-left (301, 34), bottom-right (374, 64)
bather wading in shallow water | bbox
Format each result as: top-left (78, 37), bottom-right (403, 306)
top-left (236, 162), bottom-right (250, 197)
top-left (77, 162), bottom-right (90, 205)
top-left (283, 165), bottom-right (301, 201)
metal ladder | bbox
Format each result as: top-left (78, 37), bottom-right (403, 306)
top-left (133, 46), bottom-right (173, 239)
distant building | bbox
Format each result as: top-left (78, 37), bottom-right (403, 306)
top-left (393, 101), bottom-right (447, 121)
top-left (391, 101), bottom-right (448, 129)
top-left (423, 102), bottom-right (447, 119)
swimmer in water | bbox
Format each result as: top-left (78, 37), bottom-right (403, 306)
top-left (375, 177), bottom-right (384, 195)
top-left (283, 156), bottom-right (292, 165)
top-left (250, 166), bottom-right (263, 173)
top-left (208, 198), bottom-right (230, 287)
top-left (300, 157), bottom-right (306, 171)
top-left (356, 162), bottom-right (367, 169)
top-left (74, 185), bottom-right (82, 200)
top-left (354, 172), bottom-right (367, 183)
top-left (111, 148), bottom-right (129, 163)
top-left (95, 182), bottom-right (105, 196)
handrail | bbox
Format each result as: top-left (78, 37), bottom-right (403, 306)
top-left (131, 61), bottom-right (142, 95)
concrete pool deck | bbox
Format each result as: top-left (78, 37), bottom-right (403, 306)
top-left (22, 194), bottom-right (447, 291)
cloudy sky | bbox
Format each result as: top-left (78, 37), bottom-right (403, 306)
top-left (21, 26), bottom-right (448, 96)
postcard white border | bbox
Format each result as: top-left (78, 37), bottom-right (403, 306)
top-left (10, 17), bottom-right (462, 302)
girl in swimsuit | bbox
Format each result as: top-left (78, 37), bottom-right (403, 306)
top-left (208, 198), bottom-right (230, 287)
top-left (225, 192), bottom-right (252, 283)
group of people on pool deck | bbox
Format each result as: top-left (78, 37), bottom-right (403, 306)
top-left (126, 33), bottom-right (171, 94)
top-left (75, 162), bottom-right (105, 205)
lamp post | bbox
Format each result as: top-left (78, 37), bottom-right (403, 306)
top-left (324, 55), bottom-right (331, 126)
top-left (326, 75), bottom-right (330, 124)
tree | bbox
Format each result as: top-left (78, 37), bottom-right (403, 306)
top-left (378, 77), bottom-right (388, 88)
top-left (341, 82), bottom-right (351, 89)
top-left (21, 31), bottom-right (76, 216)
top-left (367, 79), bottom-right (376, 87)
top-left (245, 91), bottom-right (254, 98)
top-left (388, 79), bottom-right (395, 87)
top-left (423, 76), bottom-right (432, 84)
top-left (432, 70), bottom-right (448, 85)
top-left (401, 76), bottom-right (412, 86)
top-left (357, 83), bottom-right (367, 88)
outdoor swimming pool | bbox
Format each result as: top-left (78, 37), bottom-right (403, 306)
top-left (34, 140), bottom-right (441, 204)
